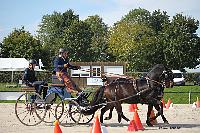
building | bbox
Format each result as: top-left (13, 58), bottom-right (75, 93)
top-left (70, 62), bottom-right (126, 88)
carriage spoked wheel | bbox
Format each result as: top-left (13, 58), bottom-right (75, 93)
top-left (78, 111), bottom-right (94, 124)
top-left (42, 92), bottom-right (64, 123)
top-left (57, 100), bottom-right (81, 126)
top-left (75, 103), bottom-right (94, 124)
top-left (15, 92), bottom-right (46, 126)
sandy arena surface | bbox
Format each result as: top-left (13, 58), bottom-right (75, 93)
top-left (0, 103), bottom-right (200, 133)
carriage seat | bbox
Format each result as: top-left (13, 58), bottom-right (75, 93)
top-left (20, 84), bottom-right (35, 92)
top-left (50, 75), bottom-right (65, 87)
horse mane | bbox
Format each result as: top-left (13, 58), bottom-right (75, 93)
top-left (146, 64), bottom-right (165, 79)
top-left (107, 78), bottom-right (133, 86)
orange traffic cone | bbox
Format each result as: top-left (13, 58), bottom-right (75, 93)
top-left (129, 104), bottom-right (138, 112)
top-left (196, 97), bottom-right (200, 107)
top-left (54, 120), bottom-right (62, 133)
top-left (127, 120), bottom-right (138, 132)
top-left (129, 104), bottom-right (135, 112)
top-left (90, 116), bottom-right (102, 133)
top-left (134, 104), bottom-right (139, 110)
top-left (150, 110), bottom-right (158, 125)
top-left (133, 110), bottom-right (144, 131)
top-left (162, 98), bottom-right (166, 108)
top-left (166, 98), bottom-right (172, 109)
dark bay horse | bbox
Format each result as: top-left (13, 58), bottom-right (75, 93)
top-left (82, 64), bottom-right (174, 126)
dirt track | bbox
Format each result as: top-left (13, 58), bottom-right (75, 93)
top-left (0, 103), bottom-right (200, 133)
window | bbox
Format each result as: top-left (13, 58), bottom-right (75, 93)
top-left (92, 66), bottom-right (101, 77)
top-left (104, 66), bottom-right (124, 76)
top-left (71, 66), bottom-right (90, 77)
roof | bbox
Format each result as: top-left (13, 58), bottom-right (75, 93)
top-left (0, 58), bottom-right (43, 71)
top-left (185, 64), bottom-right (200, 73)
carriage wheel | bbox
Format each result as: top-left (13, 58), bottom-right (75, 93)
top-left (15, 92), bottom-right (46, 126)
top-left (42, 93), bottom-right (64, 123)
top-left (58, 100), bottom-right (81, 126)
top-left (78, 113), bottom-right (94, 124)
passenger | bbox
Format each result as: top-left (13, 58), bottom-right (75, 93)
top-left (22, 59), bottom-right (48, 99)
top-left (53, 48), bottom-right (82, 95)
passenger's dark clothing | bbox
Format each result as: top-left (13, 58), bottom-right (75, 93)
top-left (23, 68), bottom-right (37, 85)
top-left (23, 67), bottom-right (47, 99)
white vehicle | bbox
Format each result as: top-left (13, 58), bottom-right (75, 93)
top-left (172, 70), bottom-right (185, 86)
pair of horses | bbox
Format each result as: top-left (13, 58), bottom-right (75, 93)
top-left (83, 64), bottom-right (174, 126)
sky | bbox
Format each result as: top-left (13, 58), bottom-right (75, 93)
top-left (0, 0), bottom-right (200, 42)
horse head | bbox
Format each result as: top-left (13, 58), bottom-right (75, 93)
top-left (147, 64), bottom-right (174, 88)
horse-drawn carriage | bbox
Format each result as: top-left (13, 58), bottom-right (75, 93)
top-left (15, 64), bottom-right (174, 127)
top-left (15, 74), bottom-right (95, 126)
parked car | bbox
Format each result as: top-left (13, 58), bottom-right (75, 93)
top-left (194, 75), bottom-right (200, 86)
top-left (172, 70), bottom-right (185, 86)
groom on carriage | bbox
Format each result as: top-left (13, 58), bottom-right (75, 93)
top-left (53, 48), bottom-right (82, 95)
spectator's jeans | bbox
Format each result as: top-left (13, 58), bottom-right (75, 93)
top-left (56, 72), bottom-right (82, 93)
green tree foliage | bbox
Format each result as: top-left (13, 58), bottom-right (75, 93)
top-left (108, 8), bottom-right (200, 71)
top-left (62, 20), bottom-right (93, 62)
top-left (37, 9), bottom-right (79, 64)
top-left (1, 27), bottom-right (42, 60)
top-left (162, 14), bottom-right (200, 69)
top-left (121, 8), bottom-right (151, 24)
top-left (0, 42), bottom-right (2, 57)
top-left (84, 15), bottom-right (109, 61)
top-left (38, 10), bottom-right (112, 64)
top-left (108, 21), bottom-right (156, 71)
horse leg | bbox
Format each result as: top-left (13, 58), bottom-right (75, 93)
top-left (147, 98), bottom-right (162, 124)
top-left (104, 106), bottom-right (114, 120)
top-left (146, 104), bottom-right (154, 127)
top-left (154, 102), bottom-right (169, 124)
top-left (100, 104), bottom-right (113, 123)
top-left (121, 112), bottom-right (130, 122)
top-left (114, 102), bottom-right (129, 123)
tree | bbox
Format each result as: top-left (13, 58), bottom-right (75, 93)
top-left (0, 42), bottom-right (2, 57)
top-left (150, 10), bottom-right (170, 34)
top-left (108, 21), bottom-right (156, 71)
top-left (62, 21), bottom-right (93, 62)
top-left (121, 8), bottom-right (151, 25)
top-left (162, 14), bottom-right (200, 69)
top-left (1, 27), bottom-right (42, 60)
top-left (37, 9), bottom-right (79, 62)
top-left (108, 8), bottom-right (200, 71)
top-left (84, 15), bottom-right (110, 61)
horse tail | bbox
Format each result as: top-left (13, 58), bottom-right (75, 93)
top-left (82, 86), bottom-right (105, 115)
top-left (91, 86), bottom-right (105, 106)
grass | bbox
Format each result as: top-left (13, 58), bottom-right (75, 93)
top-left (164, 85), bottom-right (200, 104)
top-left (0, 83), bottom-right (21, 91)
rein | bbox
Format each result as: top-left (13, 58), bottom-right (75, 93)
top-left (87, 87), bottom-right (152, 109)
top-left (145, 77), bottom-right (164, 86)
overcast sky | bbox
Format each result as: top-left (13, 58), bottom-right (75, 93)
top-left (0, 0), bottom-right (200, 42)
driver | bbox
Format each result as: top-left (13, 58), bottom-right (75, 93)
top-left (53, 48), bottom-right (82, 94)
top-left (23, 59), bottom-right (48, 99)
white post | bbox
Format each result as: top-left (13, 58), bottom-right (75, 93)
top-left (189, 91), bottom-right (191, 104)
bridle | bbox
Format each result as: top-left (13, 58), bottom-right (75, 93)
top-left (145, 69), bottom-right (173, 88)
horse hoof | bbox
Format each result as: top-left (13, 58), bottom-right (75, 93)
top-left (146, 121), bottom-right (153, 127)
top-left (104, 117), bottom-right (110, 120)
